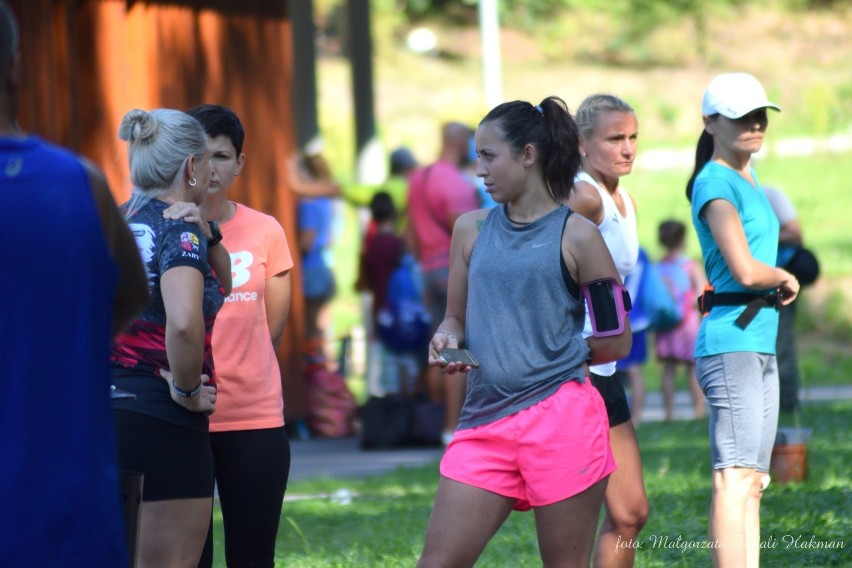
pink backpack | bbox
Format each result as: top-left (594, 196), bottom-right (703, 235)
top-left (305, 365), bottom-right (358, 438)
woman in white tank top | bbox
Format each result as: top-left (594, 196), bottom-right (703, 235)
top-left (567, 93), bottom-right (648, 568)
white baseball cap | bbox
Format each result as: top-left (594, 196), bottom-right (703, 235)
top-left (702, 72), bottom-right (781, 119)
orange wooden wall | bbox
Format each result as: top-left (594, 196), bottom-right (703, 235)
top-left (10, 0), bottom-right (310, 421)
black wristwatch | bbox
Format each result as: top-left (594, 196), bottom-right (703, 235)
top-left (208, 222), bottom-right (223, 247)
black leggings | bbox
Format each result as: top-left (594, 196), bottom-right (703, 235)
top-left (198, 426), bottom-right (291, 568)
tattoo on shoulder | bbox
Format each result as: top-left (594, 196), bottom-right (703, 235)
top-left (476, 220), bottom-right (484, 233)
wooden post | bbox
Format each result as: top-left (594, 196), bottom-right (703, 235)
top-left (10, 0), bottom-right (309, 424)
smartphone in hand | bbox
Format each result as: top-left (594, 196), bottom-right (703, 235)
top-left (431, 347), bottom-right (480, 368)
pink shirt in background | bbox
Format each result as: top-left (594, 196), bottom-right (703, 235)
top-left (408, 159), bottom-right (478, 271)
top-left (210, 203), bottom-right (294, 432)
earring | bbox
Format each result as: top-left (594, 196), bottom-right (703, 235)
top-left (189, 178), bottom-right (197, 187)
top-left (234, 171), bottom-right (239, 177)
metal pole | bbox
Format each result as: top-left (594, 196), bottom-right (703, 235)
top-left (479, 0), bottom-right (503, 109)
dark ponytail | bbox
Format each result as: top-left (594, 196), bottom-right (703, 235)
top-left (479, 96), bottom-right (581, 202)
top-left (538, 97), bottom-right (582, 201)
top-left (685, 128), bottom-right (715, 203)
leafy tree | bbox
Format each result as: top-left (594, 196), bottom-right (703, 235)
top-left (621, 0), bottom-right (746, 63)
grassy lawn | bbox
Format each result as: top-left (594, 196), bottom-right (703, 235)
top-left (223, 6), bottom-right (850, 565)
top-left (209, 399), bottom-right (851, 566)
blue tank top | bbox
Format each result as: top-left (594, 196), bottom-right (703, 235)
top-left (0, 136), bottom-right (127, 566)
top-left (459, 206), bottom-right (590, 429)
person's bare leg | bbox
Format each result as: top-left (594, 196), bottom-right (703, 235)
top-left (535, 478), bottom-right (608, 568)
top-left (661, 360), bottom-right (676, 421)
top-left (708, 467), bottom-right (758, 567)
top-left (444, 372), bottom-right (467, 437)
top-left (626, 365), bottom-right (645, 426)
top-left (417, 477), bottom-right (515, 568)
top-left (686, 362), bottom-right (706, 419)
top-left (319, 302), bottom-right (335, 363)
top-left (593, 422), bottom-right (649, 568)
top-left (743, 471), bottom-right (766, 568)
top-left (138, 497), bottom-right (211, 568)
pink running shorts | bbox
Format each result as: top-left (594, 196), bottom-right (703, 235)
top-left (440, 379), bottom-right (615, 511)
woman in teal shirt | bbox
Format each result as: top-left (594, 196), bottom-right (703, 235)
top-left (686, 72), bottom-right (800, 568)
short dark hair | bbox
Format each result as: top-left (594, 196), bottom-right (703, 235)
top-left (389, 147), bottom-right (417, 176)
top-left (185, 104), bottom-right (245, 155)
top-left (0, 1), bottom-right (19, 79)
top-left (658, 219), bottom-right (686, 249)
top-left (369, 191), bottom-right (396, 223)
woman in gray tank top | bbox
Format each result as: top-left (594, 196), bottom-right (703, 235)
top-left (417, 97), bottom-right (632, 568)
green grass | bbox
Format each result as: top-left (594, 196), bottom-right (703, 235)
top-left (209, 400), bottom-right (851, 566)
top-left (230, 6), bottom-right (851, 565)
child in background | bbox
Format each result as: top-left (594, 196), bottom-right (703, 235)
top-left (359, 192), bottom-right (421, 395)
top-left (655, 220), bottom-right (706, 420)
top-left (616, 248), bottom-right (651, 425)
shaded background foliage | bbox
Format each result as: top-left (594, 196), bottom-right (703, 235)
top-left (308, 0), bottom-right (850, 391)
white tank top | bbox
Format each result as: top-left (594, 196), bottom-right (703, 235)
top-left (575, 171), bottom-right (639, 281)
top-left (575, 171), bottom-right (639, 376)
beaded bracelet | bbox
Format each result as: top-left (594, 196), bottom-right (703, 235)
top-left (437, 330), bottom-right (460, 345)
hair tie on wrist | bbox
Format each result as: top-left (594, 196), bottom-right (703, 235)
top-left (207, 221), bottom-right (223, 247)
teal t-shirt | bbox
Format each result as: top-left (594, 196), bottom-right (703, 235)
top-left (691, 162), bottom-right (780, 356)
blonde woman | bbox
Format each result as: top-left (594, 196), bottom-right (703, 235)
top-left (111, 108), bottom-right (231, 567)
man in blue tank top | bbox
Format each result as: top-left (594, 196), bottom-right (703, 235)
top-left (0, 2), bottom-right (148, 564)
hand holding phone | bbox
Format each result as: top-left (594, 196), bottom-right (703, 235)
top-left (430, 347), bottom-right (480, 368)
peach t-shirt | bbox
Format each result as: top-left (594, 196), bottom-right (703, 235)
top-left (210, 203), bottom-right (294, 432)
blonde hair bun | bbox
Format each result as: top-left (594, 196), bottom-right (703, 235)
top-left (118, 109), bottom-right (159, 144)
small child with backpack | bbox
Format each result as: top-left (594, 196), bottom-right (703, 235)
top-left (359, 191), bottom-right (429, 396)
top-left (654, 220), bottom-right (707, 420)
top-left (357, 192), bottom-right (441, 448)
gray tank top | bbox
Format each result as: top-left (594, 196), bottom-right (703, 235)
top-left (459, 205), bottom-right (591, 429)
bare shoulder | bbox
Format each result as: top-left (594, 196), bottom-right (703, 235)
top-left (565, 210), bottom-right (599, 243)
top-left (566, 180), bottom-right (603, 223)
top-left (456, 208), bottom-right (491, 232)
top-left (563, 212), bottom-right (610, 271)
top-left (453, 208), bottom-right (491, 259)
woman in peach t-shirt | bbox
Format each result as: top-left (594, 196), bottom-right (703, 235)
top-left (178, 105), bottom-right (294, 567)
